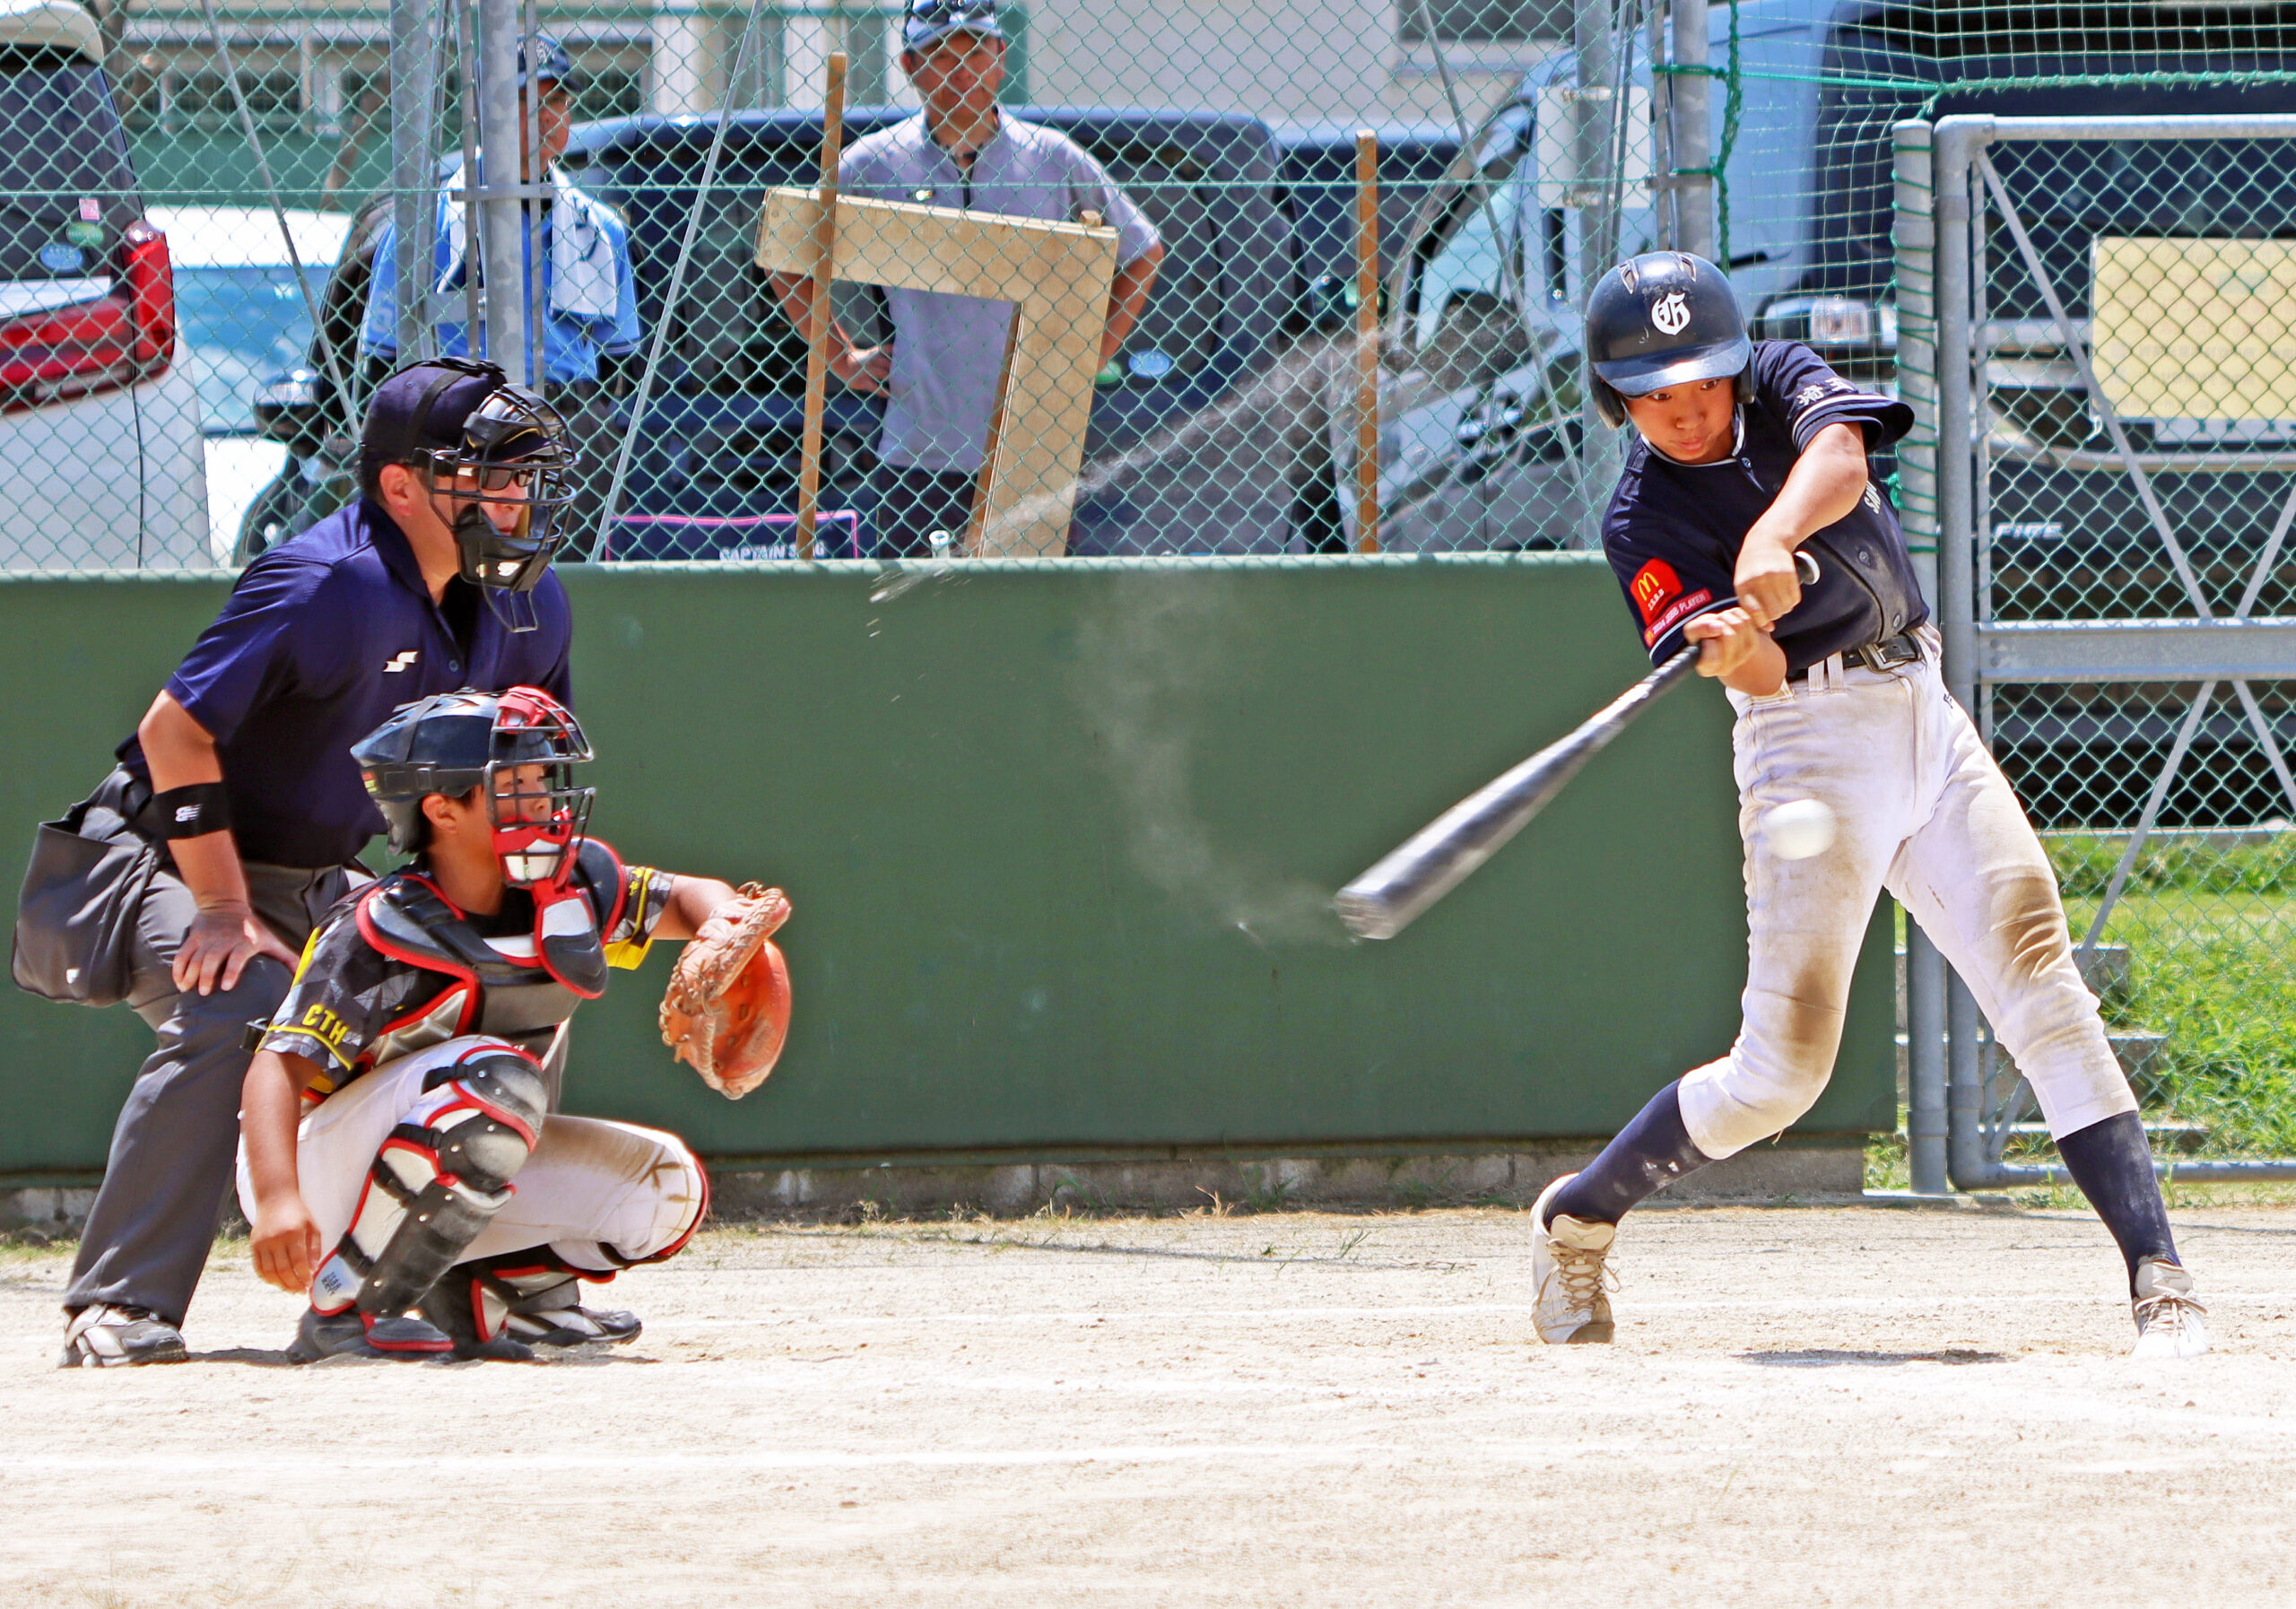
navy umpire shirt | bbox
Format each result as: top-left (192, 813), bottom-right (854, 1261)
top-left (116, 497), bottom-right (573, 870)
top-left (1601, 340), bottom-right (1926, 675)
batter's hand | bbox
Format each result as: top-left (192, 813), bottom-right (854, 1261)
top-left (249, 1192), bottom-right (322, 1294)
top-left (1733, 531), bottom-right (1804, 630)
top-left (1685, 605), bottom-right (1772, 680)
top-left (831, 342), bottom-right (892, 394)
top-left (173, 900), bottom-right (299, 997)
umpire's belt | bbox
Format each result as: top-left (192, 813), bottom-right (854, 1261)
top-left (1789, 628), bottom-right (1923, 683)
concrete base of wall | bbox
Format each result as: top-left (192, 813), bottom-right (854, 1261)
top-left (4, 1144), bottom-right (1867, 1238)
top-left (708, 1143), bottom-right (1867, 1218)
top-left (2, 1186), bottom-right (95, 1239)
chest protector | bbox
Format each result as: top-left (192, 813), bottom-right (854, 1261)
top-left (354, 840), bottom-right (626, 1064)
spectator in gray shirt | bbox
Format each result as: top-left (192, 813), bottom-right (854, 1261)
top-left (770, 0), bottom-right (1163, 556)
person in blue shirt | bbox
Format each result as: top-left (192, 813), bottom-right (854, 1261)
top-left (361, 38), bottom-right (639, 534)
top-left (48, 359), bottom-right (578, 1367)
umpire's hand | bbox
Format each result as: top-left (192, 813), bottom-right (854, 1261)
top-left (175, 900), bottom-right (300, 997)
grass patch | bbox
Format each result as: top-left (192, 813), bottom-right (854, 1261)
top-left (2048, 835), bottom-right (2296, 1157)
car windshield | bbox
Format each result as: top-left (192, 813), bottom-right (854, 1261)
top-left (175, 264), bottom-right (325, 432)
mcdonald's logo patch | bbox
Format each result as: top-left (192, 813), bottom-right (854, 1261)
top-left (1630, 560), bottom-right (1681, 622)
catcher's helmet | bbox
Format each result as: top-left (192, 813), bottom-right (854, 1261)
top-left (361, 357), bottom-right (578, 617)
top-left (1584, 251), bottom-right (1752, 428)
top-left (353, 686), bottom-right (595, 885)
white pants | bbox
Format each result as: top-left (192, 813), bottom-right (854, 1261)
top-left (237, 1035), bottom-right (708, 1274)
top-left (1679, 632), bottom-right (2136, 1160)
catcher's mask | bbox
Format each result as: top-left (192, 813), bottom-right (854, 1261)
top-left (352, 685), bottom-right (596, 889)
top-left (371, 358), bottom-right (578, 631)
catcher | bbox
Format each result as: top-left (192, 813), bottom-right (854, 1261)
top-left (236, 685), bottom-right (791, 1361)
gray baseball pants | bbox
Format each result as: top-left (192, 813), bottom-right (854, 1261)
top-left (62, 793), bottom-right (361, 1325)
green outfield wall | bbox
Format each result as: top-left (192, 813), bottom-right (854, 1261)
top-left (0, 555), bottom-right (1894, 1180)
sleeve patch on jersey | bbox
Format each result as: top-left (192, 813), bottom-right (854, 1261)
top-left (1642, 587), bottom-right (1715, 647)
top-left (1630, 559), bottom-right (1683, 624)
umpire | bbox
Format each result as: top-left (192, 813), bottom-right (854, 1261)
top-left (30, 358), bottom-right (576, 1367)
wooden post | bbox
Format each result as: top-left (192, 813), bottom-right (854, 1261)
top-left (1353, 128), bottom-right (1382, 554)
top-left (796, 52), bottom-right (847, 559)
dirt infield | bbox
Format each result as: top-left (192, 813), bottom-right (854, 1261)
top-left (4, 1199), bottom-right (2293, 1607)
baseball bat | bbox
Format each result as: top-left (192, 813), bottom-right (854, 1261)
top-left (1335, 647), bottom-right (1699, 940)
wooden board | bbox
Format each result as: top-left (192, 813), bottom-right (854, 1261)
top-left (757, 188), bottom-right (1118, 556)
top-left (2092, 236), bottom-right (2296, 423)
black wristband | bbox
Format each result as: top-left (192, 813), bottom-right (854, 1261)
top-left (150, 782), bottom-right (233, 840)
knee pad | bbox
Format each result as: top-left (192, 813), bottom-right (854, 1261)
top-left (308, 1047), bottom-right (548, 1319)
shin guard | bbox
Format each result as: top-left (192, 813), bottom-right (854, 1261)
top-left (308, 1048), bottom-right (549, 1319)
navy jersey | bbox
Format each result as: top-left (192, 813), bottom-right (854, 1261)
top-left (1600, 342), bottom-right (1926, 674)
top-left (116, 498), bottom-right (573, 869)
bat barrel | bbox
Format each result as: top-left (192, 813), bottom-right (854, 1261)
top-left (1335, 648), bottom-right (1699, 939)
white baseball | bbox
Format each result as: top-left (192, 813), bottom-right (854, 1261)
top-left (1762, 797), bottom-right (1837, 861)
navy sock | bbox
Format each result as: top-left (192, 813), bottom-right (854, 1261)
top-left (1544, 1080), bottom-right (1714, 1226)
top-left (2055, 1110), bottom-right (2179, 1291)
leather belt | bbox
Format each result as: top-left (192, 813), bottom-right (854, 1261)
top-left (1789, 627), bottom-right (1924, 683)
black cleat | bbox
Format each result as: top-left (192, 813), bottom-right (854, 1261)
top-left (287, 1306), bottom-right (452, 1363)
top-left (59, 1305), bottom-right (190, 1369)
top-left (505, 1300), bottom-right (642, 1346)
top-left (420, 1288), bottom-right (540, 1362)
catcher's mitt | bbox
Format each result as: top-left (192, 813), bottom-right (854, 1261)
top-left (660, 883), bottom-right (793, 1100)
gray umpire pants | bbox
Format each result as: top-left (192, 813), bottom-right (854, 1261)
top-left (62, 777), bottom-right (362, 1326)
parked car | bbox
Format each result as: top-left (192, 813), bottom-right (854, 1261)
top-left (0, 0), bottom-right (205, 568)
top-left (146, 205), bottom-right (352, 559)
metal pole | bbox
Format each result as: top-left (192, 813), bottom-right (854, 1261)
top-left (476, 0), bottom-right (528, 384)
top-left (1907, 921), bottom-right (1948, 1195)
top-left (1892, 120), bottom-right (1938, 604)
top-left (389, 0), bottom-right (439, 370)
top-left (1574, 0), bottom-right (1621, 548)
top-left (1932, 115), bottom-right (1987, 716)
top-left (522, 0), bottom-right (544, 390)
top-left (1667, 0), bottom-right (1711, 259)
top-left (592, 0), bottom-right (776, 558)
top-left (1353, 128), bottom-right (1380, 554)
top-left (410, 13), bottom-right (451, 362)
top-left (454, 0), bottom-right (483, 346)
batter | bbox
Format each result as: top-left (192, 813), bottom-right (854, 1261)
top-left (1530, 250), bottom-right (2206, 1358)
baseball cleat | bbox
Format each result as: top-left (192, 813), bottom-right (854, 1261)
top-left (505, 1299), bottom-right (642, 1347)
top-left (288, 1307), bottom-right (453, 1363)
top-left (57, 1304), bottom-right (189, 1369)
top-left (2130, 1257), bottom-right (2210, 1360)
top-left (419, 1291), bottom-right (540, 1362)
top-left (1530, 1173), bottom-right (1617, 1344)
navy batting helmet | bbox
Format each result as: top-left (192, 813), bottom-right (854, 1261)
top-left (1584, 251), bottom-right (1752, 429)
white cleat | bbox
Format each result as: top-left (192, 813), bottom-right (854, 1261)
top-left (1530, 1172), bottom-right (1617, 1344)
top-left (2130, 1257), bottom-right (2211, 1360)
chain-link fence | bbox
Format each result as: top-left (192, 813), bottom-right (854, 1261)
top-left (1907, 109), bottom-right (2296, 1187)
top-left (6, 0), bottom-right (2296, 1159)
